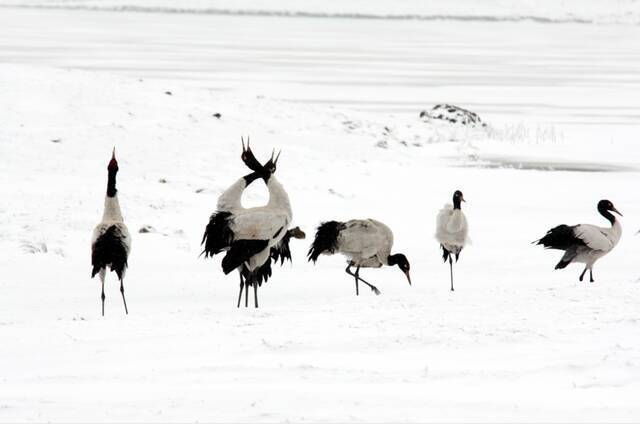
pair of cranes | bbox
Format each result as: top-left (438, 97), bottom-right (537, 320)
top-left (199, 140), bottom-right (413, 305)
top-left (90, 142), bottom-right (623, 315)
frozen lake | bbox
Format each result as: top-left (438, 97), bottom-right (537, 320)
top-left (1, 6), bottom-right (640, 124)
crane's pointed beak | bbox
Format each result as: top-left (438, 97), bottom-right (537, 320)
top-left (612, 206), bottom-right (623, 217)
top-left (404, 271), bottom-right (412, 285)
top-left (108, 147), bottom-right (119, 171)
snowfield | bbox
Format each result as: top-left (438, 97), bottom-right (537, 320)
top-left (1, 4), bottom-right (640, 423)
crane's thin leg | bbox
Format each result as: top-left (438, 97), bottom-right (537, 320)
top-left (120, 278), bottom-right (129, 315)
top-left (100, 269), bottom-right (106, 317)
top-left (245, 279), bottom-right (250, 308)
top-left (254, 280), bottom-right (259, 308)
top-left (237, 272), bottom-right (244, 308)
top-left (356, 268), bottom-right (381, 296)
top-left (345, 265), bottom-right (358, 295)
top-left (589, 269), bottom-right (595, 283)
top-left (449, 256), bottom-right (454, 292)
top-left (579, 268), bottom-right (587, 282)
top-left (345, 265), bottom-right (381, 295)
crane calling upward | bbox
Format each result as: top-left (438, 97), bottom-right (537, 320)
top-left (91, 149), bottom-right (131, 316)
top-left (202, 140), bottom-right (304, 307)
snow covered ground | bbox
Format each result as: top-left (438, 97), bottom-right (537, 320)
top-left (1, 4), bottom-right (640, 422)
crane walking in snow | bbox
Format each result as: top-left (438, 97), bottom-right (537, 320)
top-left (436, 190), bottom-right (469, 291)
top-left (202, 139), bottom-right (303, 307)
top-left (308, 219), bottom-right (411, 295)
top-left (534, 199), bottom-right (622, 282)
top-left (91, 148), bottom-right (131, 316)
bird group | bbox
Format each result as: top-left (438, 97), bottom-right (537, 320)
top-left (90, 141), bottom-right (624, 315)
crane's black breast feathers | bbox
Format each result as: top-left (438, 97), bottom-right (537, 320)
top-left (201, 211), bottom-right (234, 257)
top-left (535, 224), bottom-right (586, 250)
top-left (91, 225), bottom-right (128, 280)
top-left (221, 239), bottom-right (270, 274)
top-left (308, 221), bottom-right (346, 263)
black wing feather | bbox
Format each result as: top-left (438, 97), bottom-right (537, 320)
top-left (535, 224), bottom-right (586, 250)
top-left (201, 211), bottom-right (234, 257)
top-left (271, 231), bottom-right (292, 265)
top-left (221, 239), bottom-right (269, 274)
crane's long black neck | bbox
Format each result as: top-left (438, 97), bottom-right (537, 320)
top-left (243, 171), bottom-right (262, 186)
top-left (107, 169), bottom-right (118, 197)
top-left (598, 204), bottom-right (616, 225)
top-left (387, 254), bottom-right (401, 266)
top-left (453, 197), bottom-right (462, 210)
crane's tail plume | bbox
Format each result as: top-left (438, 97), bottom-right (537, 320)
top-left (222, 239), bottom-right (270, 274)
top-left (308, 221), bottom-right (345, 263)
top-left (533, 224), bottom-right (585, 250)
top-left (201, 211), bottom-right (234, 258)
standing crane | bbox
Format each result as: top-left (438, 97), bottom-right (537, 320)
top-left (535, 199), bottom-right (622, 282)
top-left (435, 190), bottom-right (469, 291)
top-left (91, 148), bottom-right (131, 316)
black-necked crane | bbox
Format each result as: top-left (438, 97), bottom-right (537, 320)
top-left (202, 140), bottom-right (303, 307)
top-left (534, 199), bottom-right (622, 282)
top-left (91, 148), bottom-right (131, 316)
top-left (435, 190), bottom-right (469, 292)
top-left (308, 219), bottom-right (411, 295)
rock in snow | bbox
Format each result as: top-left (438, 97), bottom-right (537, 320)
top-left (420, 104), bottom-right (486, 128)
